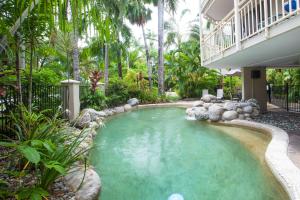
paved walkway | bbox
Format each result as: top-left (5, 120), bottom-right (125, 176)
top-left (252, 104), bottom-right (300, 168)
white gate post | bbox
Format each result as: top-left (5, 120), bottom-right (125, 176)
top-left (61, 80), bottom-right (80, 120)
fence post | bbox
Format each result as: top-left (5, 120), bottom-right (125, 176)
top-left (286, 83), bottom-right (289, 111)
top-left (61, 80), bottom-right (80, 121)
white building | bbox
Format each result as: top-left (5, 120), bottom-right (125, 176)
top-left (199, 0), bottom-right (300, 112)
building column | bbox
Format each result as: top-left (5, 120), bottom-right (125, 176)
top-left (61, 80), bottom-right (80, 120)
top-left (241, 67), bottom-right (267, 113)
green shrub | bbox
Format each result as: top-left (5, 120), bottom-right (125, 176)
top-left (0, 106), bottom-right (87, 199)
top-left (81, 89), bottom-right (107, 110)
top-left (106, 79), bottom-right (129, 107)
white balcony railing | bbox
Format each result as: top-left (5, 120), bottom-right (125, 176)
top-left (202, 0), bottom-right (300, 63)
top-left (202, 10), bottom-right (236, 62)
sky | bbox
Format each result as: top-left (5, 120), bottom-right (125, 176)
top-left (128, 0), bottom-right (200, 44)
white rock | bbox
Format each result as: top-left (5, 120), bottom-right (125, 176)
top-left (127, 98), bottom-right (139, 106)
top-left (247, 98), bottom-right (258, 104)
top-left (65, 167), bottom-right (101, 200)
top-left (75, 112), bottom-right (91, 129)
top-left (194, 107), bottom-right (209, 120)
top-left (237, 102), bottom-right (250, 108)
top-left (186, 107), bottom-right (208, 120)
top-left (203, 103), bottom-right (213, 109)
top-left (89, 121), bottom-right (99, 130)
top-left (192, 100), bottom-right (205, 107)
top-left (208, 104), bottom-right (224, 121)
top-left (238, 114), bottom-right (245, 120)
top-left (244, 113), bottom-right (251, 117)
top-left (82, 109), bottom-right (107, 121)
top-left (114, 106), bottom-right (125, 113)
top-left (243, 105), bottom-right (253, 113)
top-left (201, 94), bottom-right (217, 103)
top-left (103, 109), bottom-right (114, 116)
top-left (124, 104), bottom-right (132, 111)
top-left (223, 102), bottom-right (238, 111)
top-left (222, 111), bottom-right (238, 121)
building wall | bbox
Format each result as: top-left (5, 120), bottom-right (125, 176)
top-left (242, 67), bottom-right (268, 112)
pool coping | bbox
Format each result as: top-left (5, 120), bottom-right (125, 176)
top-left (136, 103), bottom-right (300, 200)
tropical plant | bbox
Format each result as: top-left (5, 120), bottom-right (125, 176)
top-left (165, 40), bottom-right (220, 98)
top-left (0, 106), bottom-right (88, 199)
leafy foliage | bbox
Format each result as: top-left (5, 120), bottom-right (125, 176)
top-left (0, 106), bottom-right (87, 199)
top-left (165, 40), bottom-right (220, 98)
top-left (81, 89), bottom-right (107, 110)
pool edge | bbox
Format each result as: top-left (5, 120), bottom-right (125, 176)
top-left (224, 119), bottom-right (300, 200)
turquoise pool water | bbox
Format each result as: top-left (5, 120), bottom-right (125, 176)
top-left (90, 107), bottom-right (288, 200)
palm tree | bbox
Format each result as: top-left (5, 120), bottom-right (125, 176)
top-left (164, 9), bottom-right (190, 50)
top-left (157, 0), bottom-right (178, 94)
top-left (127, 1), bottom-right (153, 88)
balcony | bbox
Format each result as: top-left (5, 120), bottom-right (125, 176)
top-left (201, 0), bottom-right (300, 67)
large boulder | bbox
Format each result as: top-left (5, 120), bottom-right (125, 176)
top-left (186, 107), bottom-right (209, 120)
top-left (203, 103), bottom-right (213, 109)
top-left (127, 98), bottom-right (139, 106)
top-left (223, 102), bottom-right (238, 111)
top-left (247, 98), bottom-right (258, 105)
top-left (208, 104), bottom-right (224, 121)
top-left (243, 105), bottom-right (253, 113)
top-left (65, 167), bottom-right (101, 200)
top-left (75, 112), bottom-right (91, 129)
top-left (103, 109), bottom-right (114, 116)
top-left (237, 102), bottom-right (250, 108)
top-left (82, 108), bottom-right (107, 121)
top-left (247, 98), bottom-right (260, 109)
top-left (114, 106), bottom-right (125, 113)
top-left (193, 107), bottom-right (209, 120)
top-left (201, 94), bottom-right (217, 103)
top-left (222, 111), bottom-right (238, 121)
top-left (124, 104), bottom-right (132, 111)
top-left (192, 100), bottom-right (205, 107)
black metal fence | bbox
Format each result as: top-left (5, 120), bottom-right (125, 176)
top-left (0, 84), bottom-right (62, 135)
top-left (270, 84), bottom-right (300, 112)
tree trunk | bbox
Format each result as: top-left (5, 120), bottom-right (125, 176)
top-left (158, 0), bottom-right (165, 94)
top-left (72, 30), bottom-right (80, 81)
top-left (104, 43), bottom-right (109, 93)
top-left (117, 42), bottom-right (122, 79)
top-left (142, 24), bottom-right (152, 89)
top-left (19, 40), bottom-right (26, 69)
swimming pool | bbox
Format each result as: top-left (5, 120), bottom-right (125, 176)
top-left (90, 107), bottom-right (288, 200)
